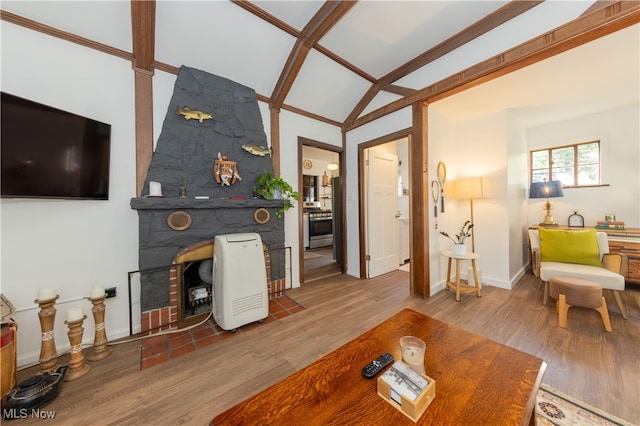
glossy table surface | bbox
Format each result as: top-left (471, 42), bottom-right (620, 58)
top-left (212, 308), bottom-right (546, 425)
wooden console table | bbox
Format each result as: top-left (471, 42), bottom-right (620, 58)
top-left (529, 225), bottom-right (640, 285)
top-left (212, 308), bottom-right (546, 425)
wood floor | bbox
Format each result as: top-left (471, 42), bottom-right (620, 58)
top-left (303, 247), bottom-right (341, 282)
top-left (15, 270), bottom-right (640, 425)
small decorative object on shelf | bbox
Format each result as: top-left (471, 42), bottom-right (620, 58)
top-left (213, 153), bottom-right (241, 186)
top-left (64, 308), bottom-right (91, 381)
top-left (87, 288), bottom-right (112, 362)
top-left (568, 211), bottom-right (584, 227)
top-left (35, 290), bottom-right (59, 374)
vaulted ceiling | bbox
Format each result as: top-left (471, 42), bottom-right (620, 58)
top-left (1, 1), bottom-right (638, 131)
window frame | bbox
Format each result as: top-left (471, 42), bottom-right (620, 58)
top-left (529, 140), bottom-right (601, 188)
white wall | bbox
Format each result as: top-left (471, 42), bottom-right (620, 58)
top-left (526, 104), bottom-right (640, 228)
top-left (430, 109), bottom-right (515, 289)
top-left (1, 22), bottom-right (138, 367)
top-left (429, 102), bottom-right (640, 291)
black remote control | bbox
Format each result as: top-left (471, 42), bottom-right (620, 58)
top-left (362, 353), bottom-right (394, 378)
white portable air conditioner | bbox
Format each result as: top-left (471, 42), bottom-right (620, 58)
top-left (212, 233), bottom-right (268, 330)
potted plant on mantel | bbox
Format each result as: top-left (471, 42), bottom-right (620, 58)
top-left (440, 220), bottom-right (473, 255)
top-left (255, 172), bottom-right (300, 218)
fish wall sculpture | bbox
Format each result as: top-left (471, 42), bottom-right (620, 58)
top-left (242, 144), bottom-right (272, 157)
top-left (176, 106), bottom-right (213, 123)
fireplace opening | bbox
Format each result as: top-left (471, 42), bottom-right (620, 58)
top-left (180, 259), bottom-right (213, 325)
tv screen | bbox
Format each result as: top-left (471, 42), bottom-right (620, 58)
top-left (1, 92), bottom-right (111, 200)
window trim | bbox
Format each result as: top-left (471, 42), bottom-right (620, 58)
top-left (530, 140), bottom-right (601, 188)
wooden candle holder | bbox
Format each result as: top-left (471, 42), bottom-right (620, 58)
top-left (35, 296), bottom-right (59, 374)
top-left (87, 295), bottom-right (112, 361)
top-left (64, 316), bottom-right (91, 381)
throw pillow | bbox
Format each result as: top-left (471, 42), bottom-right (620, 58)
top-left (539, 228), bottom-right (602, 267)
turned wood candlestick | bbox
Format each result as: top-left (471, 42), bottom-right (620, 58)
top-left (64, 316), bottom-right (91, 381)
top-left (87, 295), bottom-right (112, 361)
top-left (35, 296), bottom-right (59, 374)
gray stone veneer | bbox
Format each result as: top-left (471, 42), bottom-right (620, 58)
top-left (131, 67), bottom-right (285, 311)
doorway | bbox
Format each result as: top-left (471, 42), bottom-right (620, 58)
top-left (299, 139), bottom-right (344, 284)
top-left (360, 135), bottom-right (411, 278)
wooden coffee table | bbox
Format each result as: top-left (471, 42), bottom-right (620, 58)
top-left (212, 308), bottom-right (546, 425)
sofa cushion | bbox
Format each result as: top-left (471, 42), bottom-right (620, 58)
top-left (540, 261), bottom-right (625, 291)
top-left (539, 228), bottom-right (602, 267)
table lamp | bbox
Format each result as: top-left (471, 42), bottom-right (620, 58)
top-left (529, 180), bottom-right (564, 226)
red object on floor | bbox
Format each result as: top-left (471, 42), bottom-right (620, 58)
top-left (140, 296), bottom-right (304, 370)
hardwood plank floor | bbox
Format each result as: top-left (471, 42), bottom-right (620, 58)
top-left (303, 247), bottom-right (341, 283)
top-left (14, 271), bottom-right (640, 425)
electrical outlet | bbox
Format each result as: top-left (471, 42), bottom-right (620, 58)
top-left (105, 286), bottom-right (117, 299)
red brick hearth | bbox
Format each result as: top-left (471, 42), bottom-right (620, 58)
top-left (140, 239), bottom-right (287, 335)
top-left (140, 295), bottom-right (303, 370)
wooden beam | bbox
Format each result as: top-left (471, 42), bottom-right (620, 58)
top-left (342, 1), bottom-right (542, 129)
top-left (347, 1), bottom-right (640, 131)
top-left (131, 0), bottom-right (156, 195)
top-left (410, 102), bottom-right (429, 298)
top-left (382, 1), bottom-right (543, 85)
top-left (270, 106), bottom-right (281, 176)
top-left (271, 1), bottom-right (356, 109)
top-left (0, 10), bottom-right (133, 61)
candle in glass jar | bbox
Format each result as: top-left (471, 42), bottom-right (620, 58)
top-left (66, 307), bottom-right (84, 322)
top-left (90, 286), bottom-right (105, 299)
top-left (400, 336), bottom-right (426, 374)
top-left (37, 288), bottom-right (57, 302)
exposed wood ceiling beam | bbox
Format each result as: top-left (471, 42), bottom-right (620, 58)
top-left (347, 1), bottom-right (640, 131)
top-left (343, 0), bottom-right (543, 127)
top-left (131, 0), bottom-right (155, 73)
top-left (270, 1), bottom-right (357, 109)
top-left (131, 0), bottom-right (157, 196)
top-left (0, 10), bottom-right (133, 61)
top-left (232, 1), bottom-right (375, 83)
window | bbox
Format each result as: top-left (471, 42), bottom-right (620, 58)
top-left (530, 141), bottom-right (600, 187)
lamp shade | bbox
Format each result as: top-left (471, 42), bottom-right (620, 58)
top-left (451, 177), bottom-right (486, 200)
top-left (529, 180), bottom-right (564, 199)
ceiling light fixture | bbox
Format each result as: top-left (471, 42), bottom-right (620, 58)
top-left (327, 152), bottom-right (338, 171)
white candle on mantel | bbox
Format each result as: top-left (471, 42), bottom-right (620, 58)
top-left (66, 307), bottom-right (84, 322)
top-left (37, 288), bottom-right (57, 302)
top-left (90, 286), bottom-right (105, 299)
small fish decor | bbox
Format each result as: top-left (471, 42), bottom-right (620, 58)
top-left (176, 106), bottom-right (213, 123)
top-left (242, 144), bottom-right (272, 157)
top-left (213, 153), bottom-right (241, 186)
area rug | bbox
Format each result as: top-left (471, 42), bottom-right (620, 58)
top-left (536, 384), bottom-right (634, 426)
top-left (304, 251), bottom-right (322, 260)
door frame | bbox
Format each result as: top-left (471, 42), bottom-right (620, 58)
top-left (358, 128), bottom-right (413, 279)
top-left (298, 137), bottom-right (345, 285)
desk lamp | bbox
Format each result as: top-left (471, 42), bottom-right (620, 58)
top-left (529, 180), bottom-right (564, 226)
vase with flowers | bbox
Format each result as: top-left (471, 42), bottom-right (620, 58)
top-left (440, 220), bottom-right (473, 255)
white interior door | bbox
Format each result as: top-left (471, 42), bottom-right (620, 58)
top-left (366, 148), bottom-right (399, 278)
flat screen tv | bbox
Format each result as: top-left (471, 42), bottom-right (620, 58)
top-left (1, 92), bottom-right (111, 200)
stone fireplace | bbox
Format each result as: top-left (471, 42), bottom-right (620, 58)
top-left (131, 66), bottom-right (287, 333)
